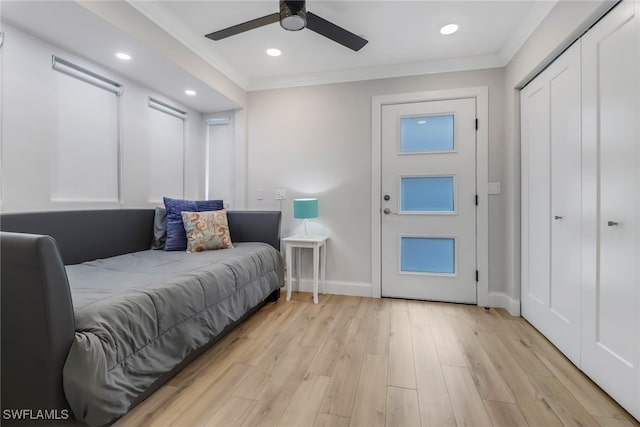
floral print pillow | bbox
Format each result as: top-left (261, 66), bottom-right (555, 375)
top-left (181, 209), bottom-right (233, 253)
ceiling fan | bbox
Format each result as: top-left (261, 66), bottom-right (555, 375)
top-left (204, 0), bottom-right (368, 52)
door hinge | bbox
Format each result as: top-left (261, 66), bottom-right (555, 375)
top-left (476, 270), bottom-right (479, 282)
top-left (475, 195), bottom-right (478, 206)
top-left (475, 118), bottom-right (478, 130)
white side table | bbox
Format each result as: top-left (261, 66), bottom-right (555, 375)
top-left (282, 235), bottom-right (329, 304)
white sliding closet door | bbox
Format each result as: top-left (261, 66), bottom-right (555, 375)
top-left (581, 1), bottom-right (640, 419)
top-left (521, 42), bottom-right (582, 365)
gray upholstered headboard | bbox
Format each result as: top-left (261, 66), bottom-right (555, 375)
top-left (0, 209), bottom-right (155, 265)
top-left (227, 210), bottom-right (281, 251)
top-left (0, 209), bottom-right (281, 265)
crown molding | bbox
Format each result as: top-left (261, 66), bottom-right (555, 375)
top-left (247, 54), bottom-right (503, 91)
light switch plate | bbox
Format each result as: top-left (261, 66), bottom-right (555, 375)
top-left (275, 189), bottom-right (286, 200)
top-left (256, 189), bottom-right (264, 200)
top-left (488, 182), bottom-right (502, 195)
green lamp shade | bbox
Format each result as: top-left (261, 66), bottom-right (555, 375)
top-left (294, 198), bottom-right (318, 219)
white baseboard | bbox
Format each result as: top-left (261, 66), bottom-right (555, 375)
top-left (488, 292), bottom-right (521, 316)
top-left (284, 279), bottom-right (373, 298)
top-left (282, 280), bottom-right (520, 316)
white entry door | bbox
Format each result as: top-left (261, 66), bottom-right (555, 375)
top-left (381, 98), bottom-right (477, 303)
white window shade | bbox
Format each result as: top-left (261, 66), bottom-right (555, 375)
top-left (206, 118), bottom-right (233, 203)
top-left (148, 98), bottom-right (185, 203)
top-left (50, 57), bottom-right (120, 202)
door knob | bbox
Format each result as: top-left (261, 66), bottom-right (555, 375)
top-left (384, 194), bottom-right (391, 201)
top-left (607, 221), bottom-right (619, 227)
top-left (554, 215), bottom-right (563, 220)
top-left (383, 208), bottom-right (397, 215)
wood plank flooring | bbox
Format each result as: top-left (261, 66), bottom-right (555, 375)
top-left (115, 293), bottom-right (639, 427)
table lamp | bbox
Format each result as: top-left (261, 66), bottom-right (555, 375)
top-left (294, 198), bottom-right (318, 236)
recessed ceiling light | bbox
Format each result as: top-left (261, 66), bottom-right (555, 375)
top-left (115, 52), bottom-right (132, 61)
top-left (440, 24), bottom-right (459, 35)
top-left (266, 48), bottom-right (282, 57)
top-left (185, 89), bottom-right (197, 96)
top-left (417, 120), bottom-right (427, 125)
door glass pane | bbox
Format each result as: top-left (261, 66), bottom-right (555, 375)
top-left (401, 237), bottom-right (455, 274)
top-left (400, 115), bottom-right (454, 152)
top-left (401, 176), bottom-right (454, 212)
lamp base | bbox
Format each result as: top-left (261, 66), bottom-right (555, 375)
top-left (303, 218), bottom-right (309, 236)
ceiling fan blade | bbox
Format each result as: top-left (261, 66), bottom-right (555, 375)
top-left (205, 13), bottom-right (280, 41)
top-left (306, 12), bottom-right (368, 51)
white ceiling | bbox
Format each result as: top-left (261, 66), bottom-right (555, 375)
top-left (131, 0), bottom-right (557, 90)
top-left (1, 0), bottom-right (556, 112)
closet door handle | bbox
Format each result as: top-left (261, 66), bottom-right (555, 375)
top-left (554, 215), bottom-right (563, 220)
top-left (607, 221), bottom-right (619, 227)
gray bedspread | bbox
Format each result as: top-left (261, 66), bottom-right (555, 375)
top-left (62, 243), bottom-right (283, 427)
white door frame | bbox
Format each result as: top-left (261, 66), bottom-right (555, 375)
top-left (371, 87), bottom-right (489, 307)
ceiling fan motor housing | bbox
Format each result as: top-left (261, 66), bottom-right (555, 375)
top-left (280, 0), bottom-right (307, 31)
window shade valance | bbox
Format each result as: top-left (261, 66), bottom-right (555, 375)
top-left (148, 97), bottom-right (187, 120)
top-left (51, 55), bottom-right (123, 96)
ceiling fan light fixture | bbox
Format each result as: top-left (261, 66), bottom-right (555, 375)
top-left (280, 0), bottom-right (307, 31)
top-left (266, 48), bottom-right (282, 56)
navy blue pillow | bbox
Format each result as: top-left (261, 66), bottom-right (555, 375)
top-left (196, 199), bottom-right (224, 212)
top-left (163, 197), bottom-right (224, 251)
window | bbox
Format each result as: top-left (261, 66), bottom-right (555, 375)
top-left (50, 56), bottom-right (121, 202)
top-left (400, 176), bottom-right (455, 212)
top-left (401, 237), bottom-right (455, 274)
top-left (148, 98), bottom-right (185, 203)
top-left (205, 117), bottom-right (233, 204)
top-left (400, 114), bottom-right (454, 153)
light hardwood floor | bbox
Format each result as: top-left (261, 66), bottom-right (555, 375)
top-left (115, 293), bottom-right (639, 427)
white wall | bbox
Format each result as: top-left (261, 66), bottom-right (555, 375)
top-left (502, 0), bottom-right (616, 307)
top-left (0, 22), bottom-right (206, 212)
top-left (247, 68), bottom-right (505, 298)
